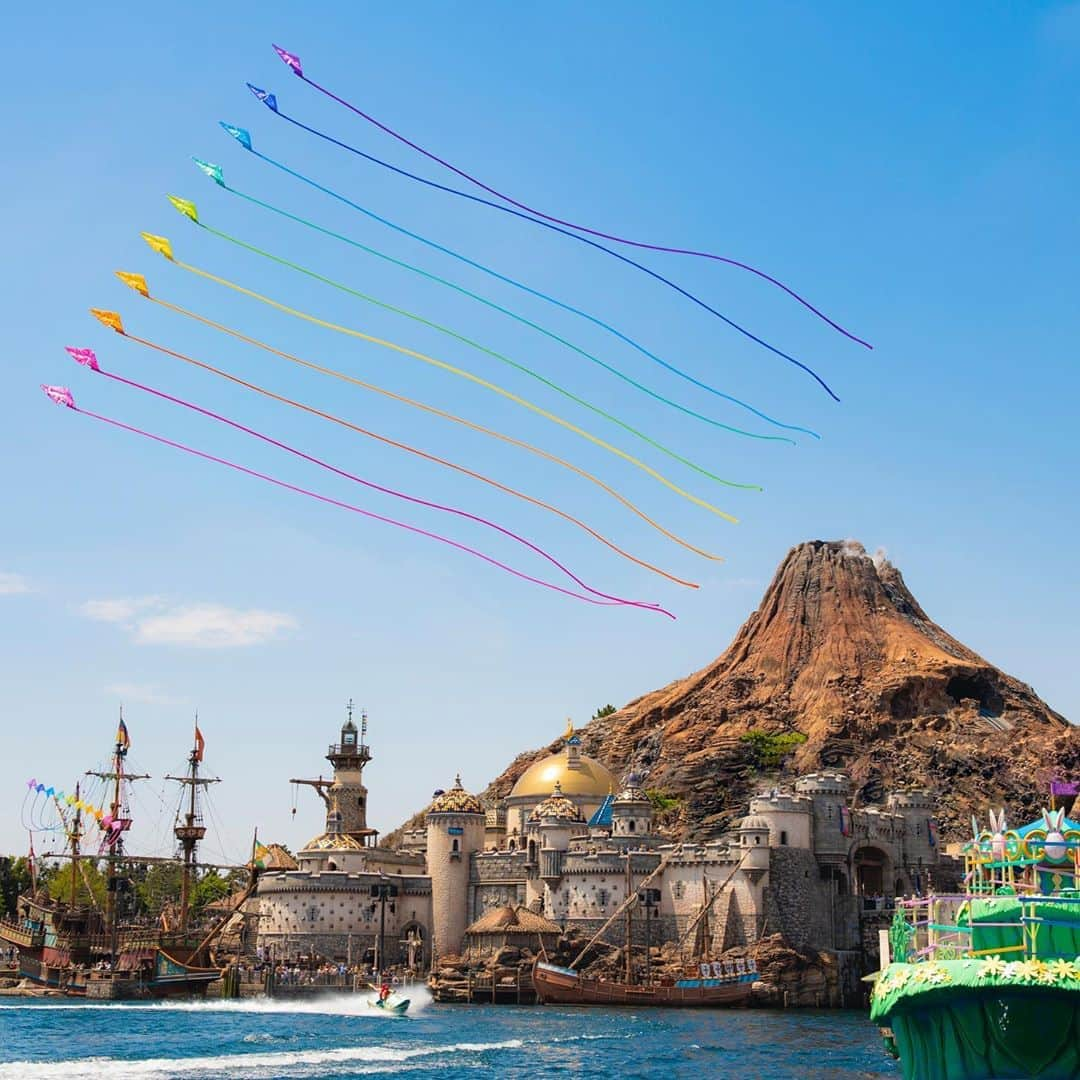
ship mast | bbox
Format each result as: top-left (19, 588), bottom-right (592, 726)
top-left (86, 709), bottom-right (149, 952)
top-left (165, 719), bottom-right (219, 930)
top-left (69, 782), bottom-right (82, 907)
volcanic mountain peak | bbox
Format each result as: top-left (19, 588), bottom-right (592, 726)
top-left (476, 540), bottom-right (1075, 839)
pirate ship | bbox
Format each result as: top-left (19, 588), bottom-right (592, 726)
top-left (870, 796), bottom-right (1080, 1079)
top-left (533, 847), bottom-right (757, 1007)
top-left (0, 718), bottom-right (256, 998)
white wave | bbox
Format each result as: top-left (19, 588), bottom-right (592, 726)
top-left (0, 1039), bottom-right (523, 1079)
top-left (0, 987), bottom-right (433, 1019)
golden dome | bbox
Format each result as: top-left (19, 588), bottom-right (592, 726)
top-left (510, 750), bottom-right (617, 799)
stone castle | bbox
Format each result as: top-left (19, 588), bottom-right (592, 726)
top-left (253, 710), bottom-right (944, 970)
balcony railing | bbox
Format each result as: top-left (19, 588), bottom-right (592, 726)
top-left (0, 918), bottom-right (44, 949)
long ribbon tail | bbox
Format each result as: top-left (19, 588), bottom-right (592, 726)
top-left (58, 398), bottom-right (671, 615)
top-left (89, 329), bottom-right (698, 590)
top-left (211, 146), bottom-right (821, 439)
top-left (269, 53), bottom-right (870, 350)
top-left (120, 292), bottom-right (723, 565)
top-left (243, 98), bottom-right (846, 398)
top-left (145, 239), bottom-right (750, 520)
top-left (175, 213), bottom-right (773, 481)
top-left (81, 361), bottom-right (665, 614)
top-left (196, 180), bottom-right (815, 442)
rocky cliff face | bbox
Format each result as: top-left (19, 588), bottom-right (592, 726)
top-left (479, 540), bottom-right (1077, 840)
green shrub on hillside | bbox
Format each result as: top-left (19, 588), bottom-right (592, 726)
top-left (739, 729), bottom-right (808, 770)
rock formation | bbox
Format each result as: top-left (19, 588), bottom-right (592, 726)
top-left (477, 540), bottom-right (1076, 841)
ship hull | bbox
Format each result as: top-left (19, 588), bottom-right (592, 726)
top-left (533, 960), bottom-right (755, 1008)
top-left (4, 941), bottom-right (219, 999)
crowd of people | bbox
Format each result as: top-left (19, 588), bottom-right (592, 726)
top-left (233, 953), bottom-right (411, 990)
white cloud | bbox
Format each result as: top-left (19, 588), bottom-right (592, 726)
top-left (720, 577), bottom-right (760, 589)
top-left (105, 682), bottom-right (185, 706)
top-left (79, 596), bottom-right (163, 623)
top-left (133, 604), bottom-right (297, 648)
top-left (79, 596), bottom-right (297, 649)
top-left (0, 572), bottom-right (31, 595)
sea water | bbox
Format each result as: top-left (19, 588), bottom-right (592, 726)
top-left (0, 992), bottom-right (899, 1078)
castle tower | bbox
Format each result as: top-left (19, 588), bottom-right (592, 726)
top-left (426, 774), bottom-right (485, 964)
top-left (738, 814), bottom-right (772, 879)
top-left (611, 773), bottom-right (653, 838)
top-left (326, 700), bottom-right (373, 843)
top-left (886, 788), bottom-right (938, 871)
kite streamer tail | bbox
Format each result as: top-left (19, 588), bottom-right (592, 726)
top-left (177, 186), bottom-right (798, 445)
top-left (98, 313), bottom-right (700, 590)
top-left (43, 387), bottom-right (674, 616)
top-left (270, 45), bottom-right (870, 350)
top-left (141, 234), bottom-right (750, 518)
top-left (169, 207), bottom-right (768, 486)
top-left (203, 141), bottom-right (820, 439)
top-left (227, 112), bottom-right (840, 400)
top-left (116, 290), bottom-right (723, 566)
top-left (68, 349), bottom-right (668, 615)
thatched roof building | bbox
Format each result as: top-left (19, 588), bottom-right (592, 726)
top-left (463, 905), bottom-right (562, 957)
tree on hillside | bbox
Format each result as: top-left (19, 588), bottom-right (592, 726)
top-left (592, 704), bottom-right (617, 719)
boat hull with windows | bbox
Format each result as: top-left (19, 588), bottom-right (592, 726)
top-left (533, 959), bottom-right (755, 1007)
top-left (871, 806), bottom-right (1080, 1080)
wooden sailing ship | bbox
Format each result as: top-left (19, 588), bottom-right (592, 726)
top-left (0, 718), bottom-right (255, 998)
top-left (533, 847), bottom-right (757, 1008)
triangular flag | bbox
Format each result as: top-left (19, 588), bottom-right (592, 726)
top-left (141, 233), bottom-right (174, 260)
top-left (115, 272), bottom-right (149, 298)
top-left (219, 122), bottom-right (252, 151)
top-left (45, 787), bottom-right (54, 797)
top-left (272, 44), bottom-right (303, 76)
top-left (91, 308), bottom-right (126, 333)
top-left (41, 385), bottom-right (75, 408)
top-left (65, 346), bottom-right (100, 371)
top-left (26, 778), bottom-right (36, 789)
top-left (167, 195), bottom-right (199, 223)
top-left (35, 784), bottom-right (45, 793)
top-left (247, 84), bottom-right (278, 112)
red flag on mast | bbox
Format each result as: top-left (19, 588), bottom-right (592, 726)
top-left (194, 724), bottom-right (205, 763)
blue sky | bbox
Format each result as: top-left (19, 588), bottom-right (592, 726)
top-left (1, 3), bottom-right (1077, 859)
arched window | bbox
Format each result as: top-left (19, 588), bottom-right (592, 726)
top-left (628, 820), bottom-right (636, 833)
top-left (451, 837), bottom-right (460, 853)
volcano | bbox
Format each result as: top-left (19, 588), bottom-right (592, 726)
top-left (478, 540), bottom-right (1076, 840)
